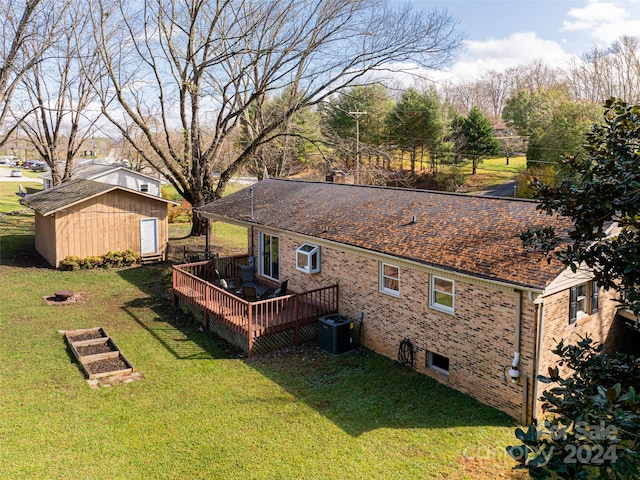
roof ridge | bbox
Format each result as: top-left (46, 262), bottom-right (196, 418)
top-left (265, 177), bottom-right (537, 203)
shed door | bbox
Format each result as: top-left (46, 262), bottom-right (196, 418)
top-left (140, 218), bottom-right (158, 255)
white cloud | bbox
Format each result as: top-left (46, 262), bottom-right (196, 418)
top-left (561, 0), bottom-right (640, 44)
top-left (432, 32), bottom-right (573, 83)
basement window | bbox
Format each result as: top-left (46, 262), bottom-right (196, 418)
top-left (296, 243), bottom-right (320, 274)
top-left (428, 351), bottom-right (450, 375)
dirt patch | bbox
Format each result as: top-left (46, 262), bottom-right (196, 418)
top-left (43, 292), bottom-right (87, 305)
top-left (449, 456), bottom-right (527, 480)
top-left (87, 371), bottom-right (145, 389)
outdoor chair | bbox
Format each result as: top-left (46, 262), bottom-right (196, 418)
top-left (239, 264), bottom-right (256, 287)
top-left (268, 279), bottom-right (288, 298)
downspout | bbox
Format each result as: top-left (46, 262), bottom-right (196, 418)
top-left (531, 294), bottom-right (545, 424)
top-left (509, 289), bottom-right (522, 384)
top-left (249, 187), bottom-right (255, 258)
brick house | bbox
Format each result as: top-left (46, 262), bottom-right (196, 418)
top-left (195, 178), bottom-right (626, 423)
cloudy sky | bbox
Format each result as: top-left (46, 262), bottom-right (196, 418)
top-left (408, 0), bottom-right (640, 82)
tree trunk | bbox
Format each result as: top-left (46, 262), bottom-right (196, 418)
top-left (410, 146), bottom-right (416, 175)
top-left (190, 213), bottom-right (208, 237)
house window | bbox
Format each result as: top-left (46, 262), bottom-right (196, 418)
top-left (380, 263), bottom-right (400, 296)
top-left (428, 351), bottom-right (450, 375)
top-left (430, 276), bottom-right (454, 314)
top-left (259, 232), bottom-right (280, 281)
top-left (569, 281), bottom-right (599, 324)
top-left (140, 184), bottom-right (149, 193)
top-left (296, 243), bottom-right (320, 274)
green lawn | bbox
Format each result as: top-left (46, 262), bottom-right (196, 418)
top-left (0, 192), bottom-right (525, 479)
top-left (460, 156), bottom-right (527, 192)
top-left (0, 180), bottom-right (42, 213)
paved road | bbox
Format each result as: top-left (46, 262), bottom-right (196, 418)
top-left (0, 166), bottom-right (43, 183)
top-left (475, 180), bottom-right (518, 198)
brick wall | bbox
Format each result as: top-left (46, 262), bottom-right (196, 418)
top-left (252, 229), bottom-right (540, 421)
top-left (536, 285), bottom-right (620, 418)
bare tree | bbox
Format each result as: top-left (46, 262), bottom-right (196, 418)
top-left (477, 70), bottom-right (511, 121)
top-left (91, 0), bottom-right (461, 235)
top-left (567, 36), bottom-right (640, 104)
top-left (0, 0), bottom-right (68, 146)
top-left (509, 59), bottom-right (562, 92)
top-left (440, 80), bottom-right (478, 116)
top-left (18, 4), bottom-right (103, 185)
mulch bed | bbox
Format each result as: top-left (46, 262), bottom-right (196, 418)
top-left (84, 356), bottom-right (130, 375)
top-left (66, 330), bottom-right (106, 343)
top-left (75, 342), bottom-right (117, 356)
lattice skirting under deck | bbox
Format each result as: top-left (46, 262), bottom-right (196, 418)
top-left (175, 297), bottom-right (318, 356)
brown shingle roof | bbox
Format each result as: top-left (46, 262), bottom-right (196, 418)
top-left (198, 178), bottom-right (571, 289)
top-left (22, 178), bottom-right (174, 216)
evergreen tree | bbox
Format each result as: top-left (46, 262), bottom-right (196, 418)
top-left (386, 87), bottom-right (444, 175)
top-left (462, 106), bottom-right (499, 174)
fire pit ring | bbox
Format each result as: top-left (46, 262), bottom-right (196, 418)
top-left (54, 290), bottom-right (74, 301)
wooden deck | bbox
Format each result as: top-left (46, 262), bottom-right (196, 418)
top-left (172, 259), bottom-right (338, 356)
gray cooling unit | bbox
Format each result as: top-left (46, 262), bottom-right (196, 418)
top-left (318, 314), bottom-right (353, 354)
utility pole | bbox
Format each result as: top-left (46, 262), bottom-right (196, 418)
top-left (348, 110), bottom-right (366, 184)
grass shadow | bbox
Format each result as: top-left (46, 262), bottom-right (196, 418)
top-left (117, 266), bottom-right (234, 361)
top-left (0, 214), bottom-right (50, 268)
top-left (117, 264), bottom-right (517, 437)
top-left (244, 344), bottom-right (518, 437)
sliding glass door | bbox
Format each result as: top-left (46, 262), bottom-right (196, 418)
top-left (259, 232), bottom-right (280, 281)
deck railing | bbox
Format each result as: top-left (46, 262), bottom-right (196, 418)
top-left (176, 254), bottom-right (251, 284)
top-left (172, 259), bottom-right (338, 356)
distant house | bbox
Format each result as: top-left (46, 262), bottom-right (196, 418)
top-left (178, 178), bottom-right (632, 423)
top-left (492, 121), bottom-right (510, 136)
top-left (22, 179), bottom-right (176, 267)
top-left (42, 163), bottom-right (164, 197)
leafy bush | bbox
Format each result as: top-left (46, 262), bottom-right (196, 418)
top-left (434, 167), bottom-right (467, 192)
top-left (120, 249), bottom-right (141, 265)
top-left (168, 199), bottom-right (192, 223)
top-left (507, 336), bottom-right (640, 479)
top-left (103, 251), bottom-right (125, 268)
top-left (60, 250), bottom-right (141, 271)
top-left (514, 165), bottom-right (558, 199)
top-left (82, 256), bottom-right (104, 269)
top-left (60, 256), bottom-right (82, 271)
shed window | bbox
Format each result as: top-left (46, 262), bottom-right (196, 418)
top-left (296, 243), bottom-right (320, 274)
top-left (140, 184), bottom-right (149, 193)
